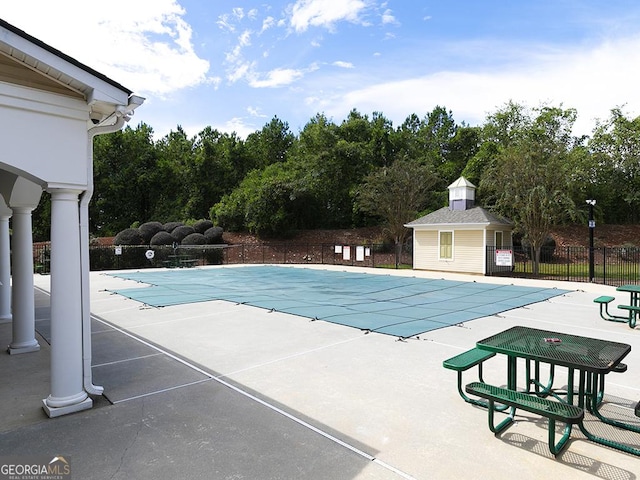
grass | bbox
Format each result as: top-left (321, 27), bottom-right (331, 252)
top-left (377, 263), bottom-right (413, 270)
top-left (512, 261), bottom-right (640, 283)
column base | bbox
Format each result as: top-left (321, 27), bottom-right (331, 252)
top-left (0, 314), bottom-right (11, 324)
top-left (42, 397), bottom-right (93, 418)
top-left (7, 342), bottom-right (40, 354)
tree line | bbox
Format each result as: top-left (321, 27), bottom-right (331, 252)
top-left (31, 101), bottom-right (640, 252)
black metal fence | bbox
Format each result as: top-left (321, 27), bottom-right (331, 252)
top-left (32, 242), bottom-right (640, 286)
top-left (32, 242), bottom-right (413, 273)
top-left (486, 245), bottom-right (640, 286)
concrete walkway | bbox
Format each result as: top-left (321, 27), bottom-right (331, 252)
top-left (2, 265), bottom-right (640, 479)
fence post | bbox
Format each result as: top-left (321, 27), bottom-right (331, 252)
top-left (602, 246), bottom-right (606, 285)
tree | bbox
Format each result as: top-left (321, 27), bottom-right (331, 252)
top-left (354, 159), bottom-right (437, 266)
top-left (185, 127), bottom-right (248, 220)
top-left (212, 163), bottom-right (314, 237)
top-left (244, 116), bottom-right (295, 170)
top-left (480, 104), bottom-right (579, 274)
top-left (154, 126), bottom-right (196, 221)
top-left (587, 107), bottom-right (640, 223)
top-left (92, 123), bottom-right (160, 235)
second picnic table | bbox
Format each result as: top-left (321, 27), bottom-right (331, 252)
top-left (473, 325), bottom-right (639, 456)
top-left (616, 284), bottom-right (640, 328)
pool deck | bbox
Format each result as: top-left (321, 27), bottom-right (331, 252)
top-left (2, 265), bottom-right (640, 479)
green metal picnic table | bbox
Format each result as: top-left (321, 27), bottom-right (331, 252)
top-left (476, 326), bottom-right (639, 456)
top-left (616, 284), bottom-right (640, 328)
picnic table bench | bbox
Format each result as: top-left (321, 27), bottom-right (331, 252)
top-left (594, 287), bottom-right (640, 328)
top-left (618, 305), bottom-right (640, 328)
top-left (465, 382), bottom-right (584, 456)
top-left (163, 255), bottom-right (197, 268)
top-left (443, 348), bottom-right (498, 408)
top-left (593, 295), bottom-right (627, 323)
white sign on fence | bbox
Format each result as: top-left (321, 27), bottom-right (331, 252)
top-left (495, 249), bottom-right (513, 267)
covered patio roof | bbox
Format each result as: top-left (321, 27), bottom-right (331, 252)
top-left (0, 17), bottom-right (143, 417)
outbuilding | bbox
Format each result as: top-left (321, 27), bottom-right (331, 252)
top-left (406, 177), bottom-right (513, 275)
top-left (0, 18), bottom-right (143, 417)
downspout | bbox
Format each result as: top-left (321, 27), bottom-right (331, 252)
top-left (81, 114), bottom-right (125, 395)
top-left (81, 95), bottom-right (143, 395)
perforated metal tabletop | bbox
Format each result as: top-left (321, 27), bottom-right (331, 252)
top-left (477, 326), bottom-right (630, 373)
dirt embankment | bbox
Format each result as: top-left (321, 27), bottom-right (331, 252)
top-left (221, 227), bottom-right (386, 246)
top-left (550, 225), bottom-right (640, 248)
top-left (223, 225), bottom-right (640, 248)
top-left (96, 224), bottom-right (640, 248)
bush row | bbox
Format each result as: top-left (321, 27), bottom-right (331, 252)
top-left (113, 220), bottom-right (224, 246)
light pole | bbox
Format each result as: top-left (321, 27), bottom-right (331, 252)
top-left (586, 199), bottom-right (596, 282)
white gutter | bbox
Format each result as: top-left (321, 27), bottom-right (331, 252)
top-left (81, 95), bottom-right (144, 395)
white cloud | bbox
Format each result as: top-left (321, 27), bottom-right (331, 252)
top-left (217, 14), bottom-right (235, 32)
top-left (261, 16), bottom-right (276, 33)
top-left (227, 62), bottom-right (254, 83)
top-left (315, 34), bottom-right (640, 137)
top-left (249, 68), bottom-right (305, 88)
top-left (289, 0), bottom-right (369, 32)
top-left (381, 9), bottom-right (398, 25)
top-left (247, 106), bottom-right (267, 117)
top-left (216, 117), bottom-right (258, 139)
top-left (333, 61), bottom-right (355, 69)
top-left (2, 0), bottom-right (211, 97)
top-left (238, 30), bottom-right (252, 47)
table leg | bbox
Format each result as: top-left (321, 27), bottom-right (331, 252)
top-left (577, 370), bottom-right (640, 455)
top-left (507, 355), bottom-right (517, 390)
top-left (589, 373), bottom-right (640, 433)
top-left (525, 360), bottom-right (555, 397)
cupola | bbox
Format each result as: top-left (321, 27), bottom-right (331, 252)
top-left (448, 177), bottom-right (476, 211)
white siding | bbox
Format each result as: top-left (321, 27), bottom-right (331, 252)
top-left (413, 228), bottom-right (484, 274)
top-left (413, 230), bottom-right (438, 270)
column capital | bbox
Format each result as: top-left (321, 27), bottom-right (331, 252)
top-left (10, 205), bottom-right (36, 215)
top-left (48, 188), bottom-right (83, 201)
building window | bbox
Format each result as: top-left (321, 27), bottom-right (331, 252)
top-left (439, 231), bottom-right (453, 260)
top-left (495, 231), bottom-right (503, 249)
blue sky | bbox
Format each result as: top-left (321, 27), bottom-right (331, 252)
top-left (4, 1), bottom-right (640, 139)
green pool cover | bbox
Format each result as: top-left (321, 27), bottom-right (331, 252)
top-left (107, 266), bottom-right (570, 338)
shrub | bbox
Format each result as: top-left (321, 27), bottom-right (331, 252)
top-left (138, 222), bottom-right (163, 243)
top-left (204, 226), bottom-right (224, 244)
top-left (113, 228), bottom-right (144, 246)
top-left (171, 225), bottom-right (195, 243)
top-left (193, 219), bottom-right (214, 234)
top-left (181, 232), bottom-right (206, 245)
top-left (163, 221), bottom-right (183, 233)
top-left (150, 231), bottom-right (175, 246)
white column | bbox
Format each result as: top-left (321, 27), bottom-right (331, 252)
top-left (0, 210), bottom-right (11, 323)
top-left (42, 188), bottom-right (92, 417)
top-left (8, 207), bottom-right (40, 354)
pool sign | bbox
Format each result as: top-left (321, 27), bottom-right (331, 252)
top-left (495, 249), bottom-right (513, 267)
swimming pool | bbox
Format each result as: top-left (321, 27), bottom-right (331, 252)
top-left (108, 266), bottom-right (569, 338)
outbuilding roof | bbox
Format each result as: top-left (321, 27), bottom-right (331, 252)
top-left (406, 206), bottom-right (512, 227)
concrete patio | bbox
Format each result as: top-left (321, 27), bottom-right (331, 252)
top-left (1, 265), bottom-right (639, 479)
